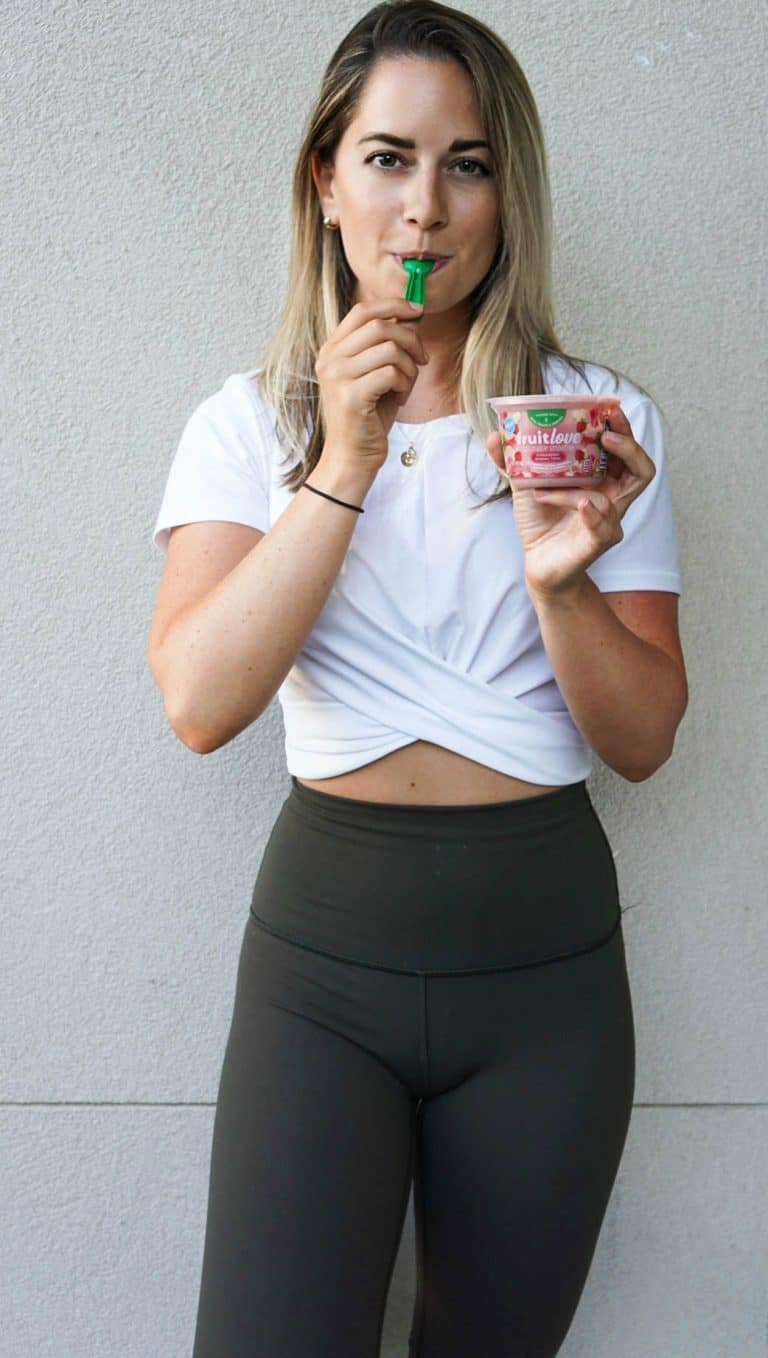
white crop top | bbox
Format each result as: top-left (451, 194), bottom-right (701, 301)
top-left (152, 356), bottom-right (682, 783)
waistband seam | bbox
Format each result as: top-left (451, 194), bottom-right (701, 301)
top-left (283, 782), bottom-right (590, 842)
top-left (289, 777), bottom-right (588, 817)
top-left (247, 906), bottom-right (622, 977)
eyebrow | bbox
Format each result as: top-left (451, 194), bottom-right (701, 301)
top-left (357, 132), bottom-right (491, 153)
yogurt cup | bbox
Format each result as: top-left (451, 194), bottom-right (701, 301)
top-left (486, 394), bottom-right (622, 489)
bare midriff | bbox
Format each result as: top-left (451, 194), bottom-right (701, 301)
top-left (297, 740), bottom-right (563, 806)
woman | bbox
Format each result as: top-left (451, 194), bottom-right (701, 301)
top-left (149, 2), bottom-right (687, 1354)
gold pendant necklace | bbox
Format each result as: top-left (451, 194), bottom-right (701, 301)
top-left (394, 421), bottom-right (421, 466)
top-left (394, 423), bottom-right (472, 469)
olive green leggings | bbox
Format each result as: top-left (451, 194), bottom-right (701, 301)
top-left (192, 777), bottom-right (635, 1357)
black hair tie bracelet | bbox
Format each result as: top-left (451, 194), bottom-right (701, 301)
top-left (302, 482), bottom-right (364, 513)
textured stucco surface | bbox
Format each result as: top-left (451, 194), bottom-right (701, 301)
top-left (2, 1), bottom-right (766, 1353)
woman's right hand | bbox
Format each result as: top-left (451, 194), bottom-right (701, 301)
top-left (314, 297), bottom-right (430, 469)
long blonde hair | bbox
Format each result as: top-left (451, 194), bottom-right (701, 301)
top-left (255, 0), bottom-right (661, 510)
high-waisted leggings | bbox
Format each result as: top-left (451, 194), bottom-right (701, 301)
top-left (192, 775), bottom-right (635, 1358)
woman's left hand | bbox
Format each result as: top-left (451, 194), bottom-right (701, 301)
top-left (485, 403), bottom-right (656, 599)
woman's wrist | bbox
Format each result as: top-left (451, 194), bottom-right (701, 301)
top-left (310, 451), bottom-right (379, 508)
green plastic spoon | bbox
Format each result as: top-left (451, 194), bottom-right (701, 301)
top-left (403, 256), bottom-right (436, 310)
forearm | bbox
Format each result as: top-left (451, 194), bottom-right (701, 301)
top-left (160, 453), bottom-right (376, 753)
top-left (527, 573), bottom-right (687, 781)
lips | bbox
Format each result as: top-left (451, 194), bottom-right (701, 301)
top-left (394, 254), bottom-right (451, 272)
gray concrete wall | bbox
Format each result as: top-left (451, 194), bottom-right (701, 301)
top-left (2, 1), bottom-right (765, 1353)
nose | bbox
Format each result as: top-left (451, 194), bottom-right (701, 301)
top-left (402, 167), bottom-right (448, 230)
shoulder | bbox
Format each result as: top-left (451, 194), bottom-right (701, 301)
top-left (178, 367), bottom-right (296, 478)
top-left (189, 367), bottom-right (278, 441)
top-left (542, 353), bottom-right (651, 413)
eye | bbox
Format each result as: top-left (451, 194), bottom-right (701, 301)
top-left (453, 158), bottom-right (489, 177)
top-left (364, 151), bottom-right (490, 177)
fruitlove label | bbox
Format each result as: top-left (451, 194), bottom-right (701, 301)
top-left (495, 401), bottom-right (612, 481)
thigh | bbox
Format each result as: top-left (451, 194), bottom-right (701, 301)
top-left (193, 917), bottom-right (418, 1358)
top-left (410, 927), bottom-right (636, 1358)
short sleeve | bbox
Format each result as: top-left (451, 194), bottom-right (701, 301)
top-left (586, 395), bottom-right (682, 595)
top-left (152, 372), bottom-right (273, 556)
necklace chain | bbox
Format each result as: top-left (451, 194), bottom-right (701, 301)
top-left (393, 421), bottom-right (472, 467)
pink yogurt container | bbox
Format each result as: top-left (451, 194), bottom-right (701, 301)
top-left (486, 394), bottom-right (623, 489)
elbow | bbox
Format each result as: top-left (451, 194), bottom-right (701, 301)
top-left (631, 683), bottom-right (690, 783)
top-left (150, 663), bottom-right (270, 754)
top-left (180, 729), bottom-right (217, 756)
top-left (648, 688), bottom-right (689, 779)
top-left (157, 687), bottom-right (218, 754)
top-left (622, 760), bottom-right (665, 784)
top-left (617, 755), bottom-right (668, 783)
top-left (621, 721), bottom-right (688, 784)
top-left (618, 763), bottom-right (656, 784)
top-left (150, 672), bottom-right (211, 754)
top-left (166, 704), bottom-right (215, 755)
top-left (166, 700), bottom-right (267, 755)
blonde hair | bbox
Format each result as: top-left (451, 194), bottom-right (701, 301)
top-left (255, 0), bottom-right (662, 511)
